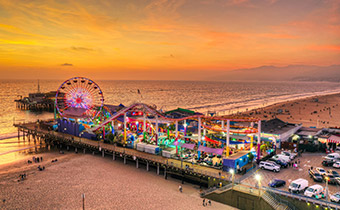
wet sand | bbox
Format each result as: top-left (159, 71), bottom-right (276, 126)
top-left (0, 151), bottom-right (235, 210)
top-left (233, 93), bottom-right (340, 128)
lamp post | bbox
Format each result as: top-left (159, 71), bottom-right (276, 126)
top-left (325, 177), bottom-right (329, 201)
top-left (255, 174), bottom-right (262, 197)
top-left (229, 169), bottom-right (235, 189)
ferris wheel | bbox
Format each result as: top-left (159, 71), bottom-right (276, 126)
top-left (55, 77), bottom-right (104, 120)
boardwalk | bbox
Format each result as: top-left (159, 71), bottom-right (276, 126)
top-left (14, 122), bottom-right (237, 184)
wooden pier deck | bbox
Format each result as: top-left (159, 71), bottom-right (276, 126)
top-left (14, 121), bottom-right (232, 188)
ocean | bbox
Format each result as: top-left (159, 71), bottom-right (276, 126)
top-left (2, 79), bottom-right (340, 164)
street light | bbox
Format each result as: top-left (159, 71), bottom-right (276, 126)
top-left (325, 177), bottom-right (329, 201)
top-left (229, 169), bottom-right (235, 189)
top-left (255, 174), bottom-right (262, 197)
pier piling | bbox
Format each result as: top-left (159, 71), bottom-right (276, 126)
top-left (147, 161), bottom-right (149, 171)
top-left (83, 149), bottom-right (86, 154)
top-left (124, 156), bottom-right (126, 164)
top-left (102, 150), bottom-right (104, 157)
top-left (136, 159), bottom-right (139, 168)
top-left (157, 164), bottom-right (160, 175)
top-left (113, 152), bottom-right (115, 160)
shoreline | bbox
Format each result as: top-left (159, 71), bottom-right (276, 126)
top-left (232, 92), bottom-right (340, 128)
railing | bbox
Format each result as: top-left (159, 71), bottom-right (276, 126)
top-left (265, 190), bottom-right (295, 210)
top-left (264, 187), bottom-right (340, 209)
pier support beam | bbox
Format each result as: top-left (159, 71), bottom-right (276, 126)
top-left (146, 161), bottom-right (149, 171)
top-left (83, 148), bottom-right (86, 154)
top-left (113, 152), bottom-right (115, 160)
top-left (136, 159), bottom-right (139, 168)
top-left (92, 151), bottom-right (94, 155)
top-left (102, 150), bottom-right (104, 157)
top-left (157, 164), bottom-right (160, 175)
top-left (164, 168), bottom-right (167, 179)
top-left (124, 156), bottom-right (126, 164)
top-left (75, 147), bottom-right (78, 153)
top-left (67, 146), bottom-right (69, 151)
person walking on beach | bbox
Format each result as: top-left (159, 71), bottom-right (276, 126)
top-left (208, 200), bottom-right (211, 206)
top-left (179, 185), bottom-right (182, 193)
top-left (203, 199), bottom-right (206, 206)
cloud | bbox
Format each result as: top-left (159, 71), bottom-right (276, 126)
top-left (71, 46), bottom-right (94, 51)
top-left (61, 63), bottom-right (73, 66)
top-left (307, 45), bottom-right (340, 52)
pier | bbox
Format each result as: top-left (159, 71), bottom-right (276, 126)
top-left (14, 121), bottom-right (230, 188)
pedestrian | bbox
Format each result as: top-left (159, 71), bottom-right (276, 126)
top-left (203, 199), bottom-right (206, 206)
top-left (40, 156), bottom-right (43, 162)
top-left (311, 166), bottom-right (313, 170)
top-left (298, 159), bottom-right (300, 164)
top-left (37, 157), bottom-right (40, 163)
top-left (208, 200), bottom-right (211, 206)
top-left (33, 156), bottom-right (36, 163)
top-left (179, 185), bottom-right (182, 193)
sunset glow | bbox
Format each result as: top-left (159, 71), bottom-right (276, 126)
top-left (0, 0), bottom-right (339, 80)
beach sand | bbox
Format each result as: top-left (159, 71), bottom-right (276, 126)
top-left (234, 93), bottom-right (340, 128)
top-left (0, 151), bottom-right (235, 210)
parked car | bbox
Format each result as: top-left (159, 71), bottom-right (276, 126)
top-left (325, 153), bottom-right (340, 161)
top-left (268, 179), bottom-right (286, 188)
top-left (272, 154), bottom-right (290, 163)
top-left (268, 158), bottom-right (288, 168)
top-left (316, 167), bottom-right (327, 175)
top-left (281, 151), bottom-right (297, 160)
top-left (259, 161), bottom-right (280, 172)
top-left (304, 184), bottom-right (325, 199)
top-left (323, 173), bottom-right (338, 185)
top-left (330, 192), bottom-right (340, 203)
top-left (308, 169), bottom-right (323, 182)
top-left (333, 162), bottom-right (340, 169)
top-left (322, 159), bottom-right (336, 167)
top-left (289, 178), bottom-right (308, 193)
top-left (327, 170), bottom-right (340, 178)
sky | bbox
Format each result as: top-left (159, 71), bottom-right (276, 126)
top-left (0, 0), bottom-right (339, 80)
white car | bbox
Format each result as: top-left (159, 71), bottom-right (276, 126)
top-left (316, 167), bottom-right (326, 175)
top-left (289, 178), bottom-right (309, 193)
top-left (330, 192), bottom-right (340, 203)
top-left (304, 185), bottom-right (324, 199)
top-left (333, 162), bottom-right (340, 169)
top-left (259, 161), bottom-right (280, 173)
top-left (272, 154), bottom-right (290, 163)
top-left (325, 153), bottom-right (340, 161)
top-left (281, 151), bottom-right (296, 160)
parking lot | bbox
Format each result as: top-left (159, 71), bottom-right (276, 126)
top-left (241, 152), bottom-right (340, 197)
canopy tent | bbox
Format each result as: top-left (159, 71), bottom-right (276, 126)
top-left (198, 145), bottom-right (224, 155)
top-left (327, 135), bottom-right (340, 143)
top-left (181, 143), bottom-right (196, 150)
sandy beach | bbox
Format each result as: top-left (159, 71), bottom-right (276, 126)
top-left (233, 93), bottom-right (340, 128)
top-left (0, 151), bottom-right (235, 210)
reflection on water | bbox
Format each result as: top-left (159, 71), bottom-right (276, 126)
top-left (0, 136), bottom-right (47, 166)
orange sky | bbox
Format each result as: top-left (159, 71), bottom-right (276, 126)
top-left (0, 0), bottom-right (339, 80)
